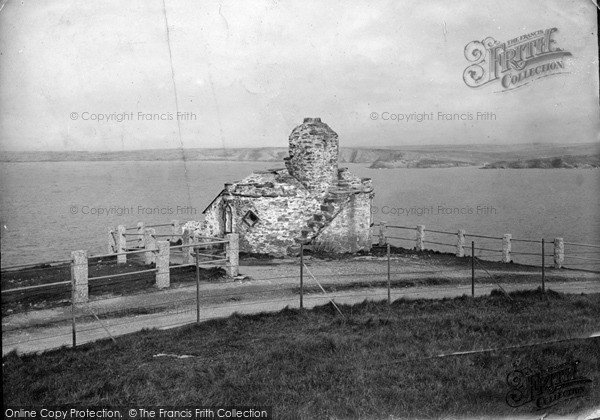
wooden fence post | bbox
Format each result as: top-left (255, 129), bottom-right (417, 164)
top-left (387, 243), bottom-right (391, 305)
top-left (471, 242), bottom-right (475, 297)
top-left (378, 221), bottom-right (387, 246)
top-left (456, 229), bottom-right (466, 257)
top-left (116, 225), bottom-right (127, 264)
top-left (196, 247), bottom-right (201, 324)
top-left (156, 240), bottom-right (170, 289)
top-left (502, 234), bottom-right (512, 263)
top-left (193, 231), bottom-right (203, 248)
top-left (541, 238), bottom-right (545, 293)
top-left (416, 225), bottom-right (425, 251)
top-left (144, 228), bottom-right (157, 265)
top-left (226, 233), bottom-right (239, 277)
top-left (554, 238), bottom-right (564, 269)
top-left (300, 244), bottom-right (304, 309)
top-left (71, 250), bottom-right (88, 304)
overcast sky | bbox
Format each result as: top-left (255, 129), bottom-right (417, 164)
top-left (0, 0), bottom-right (598, 151)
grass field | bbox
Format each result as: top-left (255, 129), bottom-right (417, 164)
top-left (3, 288), bottom-right (599, 419)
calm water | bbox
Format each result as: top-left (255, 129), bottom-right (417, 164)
top-left (1, 161), bottom-right (599, 269)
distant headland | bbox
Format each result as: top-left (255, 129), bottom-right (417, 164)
top-left (480, 154), bottom-right (600, 169)
top-left (1, 142), bottom-right (599, 169)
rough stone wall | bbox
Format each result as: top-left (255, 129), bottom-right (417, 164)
top-left (203, 170), bottom-right (322, 256)
top-left (228, 195), bottom-right (320, 256)
top-left (203, 197), bottom-right (225, 237)
top-left (285, 117), bottom-right (339, 197)
top-left (317, 173), bottom-right (373, 253)
top-left (318, 192), bottom-right (372, 252)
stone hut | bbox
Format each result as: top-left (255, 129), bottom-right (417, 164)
top-left (198, 117), bottom-right (375, 256)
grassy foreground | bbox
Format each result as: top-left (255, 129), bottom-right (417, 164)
top-left (3, 289), bottom-right (600, 419)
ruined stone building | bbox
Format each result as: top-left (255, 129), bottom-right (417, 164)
top-left (191, 117), bottom-right (374, 256)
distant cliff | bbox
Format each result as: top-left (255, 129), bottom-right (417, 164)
top-left (2, 143), bottom-right (599, 169)
top-left (0, 147), bottom-right (482, 167)
top-left (482, 154), bottom-right (600, 169)
top-left (0, 148), bottom-right (290, 162)
top-left (368, 158), bottom-right (472, 169)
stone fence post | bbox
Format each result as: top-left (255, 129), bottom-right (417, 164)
top-left (416, 225), bottom-right (425, 251)
top-left (144, 228), bottom-right (157, 265)
top-left (182, 228), bottom-right (191, 265)
top-left (378, 221), bottom-right (387, 246)
top-left (71, 250), bottom-right (88, 304)
top-left (226, 233), bottom-right (239, 277)
top-left (156, 241), bottom-right (170, 289)
top-left (116, 225), bottom-right (127, 264)
top-left (554, 238), bottom-right (564, 269)
top-left (107, 227), bottom-right (116, 254)
top-left (137, 221), bottom-right (145, 249)
top-left (456, 229), bottom-right (466, 257)
top-left (171, 220), bottom-right (180, 242)
top-left (502, 234), bottom-right (512, 263)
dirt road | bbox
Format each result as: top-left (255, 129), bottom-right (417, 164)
top-left (3, 256), bottom-right (599, 355)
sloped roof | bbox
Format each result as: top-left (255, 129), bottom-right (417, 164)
top-left (202, 189), bottom-right (225, 214)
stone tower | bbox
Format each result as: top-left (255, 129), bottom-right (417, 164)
top-left (284, 117), bottom-right (339, 196)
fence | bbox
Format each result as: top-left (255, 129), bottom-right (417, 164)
top-left (2, 231), bottom-right (239, 303)
top-left (73, 234), bottom-right (238, 303)
top-left (375, 222), bottom-right (600, 272)
top-left (108, 220), bottom-right (197, 264)
top-left (3, 218), bottom-right (600, 355)
top-left (4, 234), bottom-right (600, 355)
top-left (2, 230), bottom-right (239, 352)
top-left (5, 235), bottom-right (599, 355)
top-left (296, 239), bottom-right (561, 312)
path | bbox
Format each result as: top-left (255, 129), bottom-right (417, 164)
top-left (3, 257), bottom-right (599, 355)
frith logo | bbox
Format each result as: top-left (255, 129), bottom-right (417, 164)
top-left (505, 360), bottom-right (592, 410)
top-left (463, 28), bottom-right (572, 91)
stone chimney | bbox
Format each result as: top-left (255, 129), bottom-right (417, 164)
top-left (284, 117), bottom-right (339, 196)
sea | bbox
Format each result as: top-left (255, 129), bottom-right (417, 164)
top-left (1, 161), bottom-right (599, 270)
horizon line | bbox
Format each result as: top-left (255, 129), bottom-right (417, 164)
top-left (2, 141), bottom-right (599, 154)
